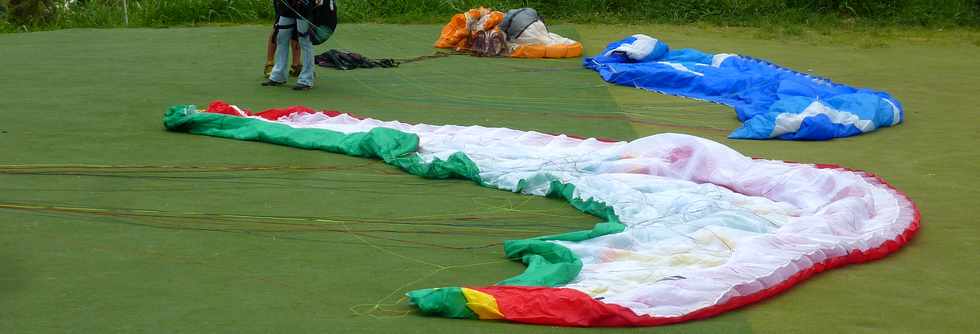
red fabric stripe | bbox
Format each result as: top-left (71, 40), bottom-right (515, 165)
top-left (253, 106), bottom-right (319, 120)
top-left (206, 100), bottom-right (249, 117)
top-left (204, 100), bottom-right (347, 120)
top-left (202, 101), bottom-right (612, 142)
top-left (473, 164), bottom-right (920, 327)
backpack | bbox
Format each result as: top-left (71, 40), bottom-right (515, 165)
top-left (499, 8), bottom-right (541, 42)
top-left (309, 0), bottom-right (338, 45)
top-left (277, 0), bottom-right (337, 46)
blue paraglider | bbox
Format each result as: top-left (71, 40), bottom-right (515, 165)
top-left (585, 35), bottom-right (903, 140)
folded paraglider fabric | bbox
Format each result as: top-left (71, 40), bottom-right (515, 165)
top-left (499, 8), bottom-right (538, 41)
top-left (434, 7), bottom-right (582, 59)
top-left (164, 101), bottom-right (919, 327)
top-left (585, 35), bottom-right (905, 140)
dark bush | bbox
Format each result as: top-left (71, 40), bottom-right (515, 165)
top-left (8, 0), bottom-right (56, 27)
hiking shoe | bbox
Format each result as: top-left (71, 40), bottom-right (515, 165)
top-left (261, 80), bottom-right (286, 87)
top-left (263, 63), bottom-right (274, 77)
top-left (292, 83), bottom-right (313, 91)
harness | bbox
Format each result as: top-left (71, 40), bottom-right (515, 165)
top-left (275, 23), bottom-right (310, 37)
top-left (274, 0), bottom-right (337, 44)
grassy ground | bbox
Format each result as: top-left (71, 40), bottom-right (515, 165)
top-left (0, 24), bottom-right (977, 333)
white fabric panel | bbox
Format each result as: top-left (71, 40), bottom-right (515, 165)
top-left (605, 34), bottom-right (659, 60)
top-left (512, 20), bottom-right (577, 46)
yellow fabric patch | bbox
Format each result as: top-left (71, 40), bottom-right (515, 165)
top-left (460, 288), bottom-right (504, 320)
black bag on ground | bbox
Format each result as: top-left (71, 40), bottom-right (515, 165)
top-left (315, 50), bottom-right (399, 70)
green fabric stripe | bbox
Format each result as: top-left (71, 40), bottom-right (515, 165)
top-left (163, 105), bottom-right (481, 181)
top-left (164, 105), bottom-right (627, 316)
top-left (404, 288), bottom-right (478, 319)
top-left (498, 180), bottom-right (625, 287)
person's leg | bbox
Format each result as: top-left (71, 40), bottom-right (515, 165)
top-left (295, 19), bottom-right (316, 88)
top-left (290, 38), bottom-right (301, 77)
top-left (264, 25), bottom-right (278, 77)
top-left (291, 40), bottom-right (300, 62)
top-left (266, 26), bottom-right (277, 62)
top-left (267, 16), bottom-right (297, 84)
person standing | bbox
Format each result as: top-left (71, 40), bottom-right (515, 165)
top-left (263, 17), bottom-right (301, 78)
top-left (262, 0), bottom-right (324, 91)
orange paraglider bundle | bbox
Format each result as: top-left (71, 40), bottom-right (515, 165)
top-left (433, 7), bottom-right (582, 59)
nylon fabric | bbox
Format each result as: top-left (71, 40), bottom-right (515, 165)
top-left (460, 288), bottom-right (504, 320)
top-left (405, 288), bottom-right (478, 319)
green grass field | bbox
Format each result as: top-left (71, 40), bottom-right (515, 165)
top-left (1, 24), bottom-right (978, 333)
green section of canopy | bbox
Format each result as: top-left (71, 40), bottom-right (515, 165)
top-left (405, 288), bottom-right (478, 319)
top-left (499, 180), bottom-right (625, 287)
top-left (164, 105), bottom-right (481, 181)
